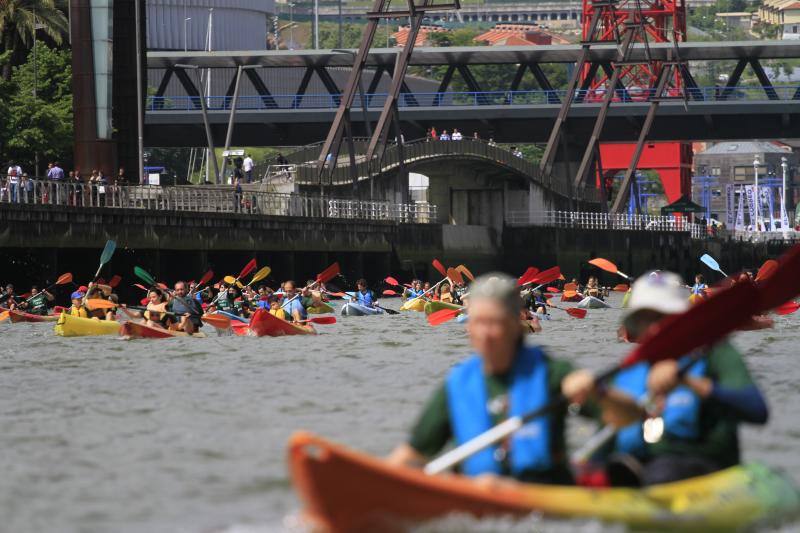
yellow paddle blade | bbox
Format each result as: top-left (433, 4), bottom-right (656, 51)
top-left (86, 299), bottom-right (117, 310)
top-left (249, 266), bottom-right (271, 285)
top-left (0, 310), bottom-right (9, 322)
top-left (223, 275), bottom-right (236, 285)
top-left (235, 281), bottom-right (244, 289)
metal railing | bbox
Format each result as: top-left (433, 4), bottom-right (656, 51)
top-left (0, 179), bottom-right (437, 223)
top-left (506, 210), bottom-right (707, 239)
top-left (146, 85), bottom-right (800, 111)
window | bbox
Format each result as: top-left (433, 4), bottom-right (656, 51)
top-left (711, 167), bottom-right (721, 176)
top-left (794, 25), bottom-right (798, 33)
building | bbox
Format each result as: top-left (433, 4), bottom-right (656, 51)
top-left (392, 25), bottom-right (451, 47)
top-left (714, 12), bottom-right (753, 31)
top-left (475, 23), bottom-right (571, 46)
top-left (759, 0), bottom-right (800, 38)
top-left (693, 141), bottom-right (796, 225)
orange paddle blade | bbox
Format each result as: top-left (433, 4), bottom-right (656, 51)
top-left (755, 259), bottom-right (778, 282)
top-left (563, 282), bottom-right (577, 292)
top-left (427, 308), bottom-right (461, 326)
top-left (316, 262), bottom-right (340, 284)
top-left (56, 273), bottom-right (73, 285)
top-left (447, 267), bottom-right (464, 285)
top-left (566, 307), bottom-right (587, 319)
top-left (383, 290), bottom-right (398, 296)
top-left (237, 259), bottom-right (257, 280)
top-left (588, 258), bottom-right (619, 274)
top-left (613, 283), bottom-right (630, 292)
top-left (457, 265), bottom-right (475, 281)
top-left (202, 314), bottom-right (232, 329)
top-left (0, 311), bottom-right (9, 322)
top-left (563, 290), bottom-right (578, 299)
top-left (432, 259), bottom-right (448, 278)
top-left (86, 299), bottom-right (117, 310)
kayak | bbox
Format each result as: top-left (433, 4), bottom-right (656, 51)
top-left (249, 308), bottom-right (315, 336)
top-left (341, 302), bottom-right (384, 316)
top-left (622, 289), bottom-right (632, 308)
top-left (308, 301), bottom-right (335, 314)
top-left (578, 296), bottom-right (611, 309)
top-left (561, 293), bottom-right (583, 303)
top-left (423, 300), bottom-right (463, 315)
top-left (400, 298), bottom-right (426, 312)
top-left (54, 312), bottom-right (122, 337)
top-left (119, 321), bottom-right (206, 339)
top-left (8, 309), bottom-right (59, 323)
top-left (288, 432), bottom-right (800, 532)
top-left (217, 310), bottom-right (248, 323)
top-left (739, 315), bottom-right (774, 331)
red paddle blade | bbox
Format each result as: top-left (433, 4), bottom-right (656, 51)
top-left (588, 258), bottom-right (619, 274)
top-left (134, 284), bottom-right (147, 291)
top-left (446, 267), bottom-right (464, 285)
top-left (531, 266), bottom-right (561, 286)
top-left (108, 275), bottom-right (122, 288)
top-left (517, 267), bottom-right (540, 286)
top-left (566, 308), bottom-right (587, 319)
top-left (427, 308), bottom-right (461, 326)
top-left (613, 284), bottom-right (630, 292)
top-left (382, 290), bottom-right (398, 296)
top-left (197, 270), bottom-right (214, 287)
top-left (546, 286), bottom-right (560, 293)
top-left (237, 259), bottom-right (257, 280)
top-left (755, 259), bottom-right (779, 282)
top-left (140, 297), bottom-right (149, 305)
top-left (308, 316), bottom-right (337, 325)
top-left (157, 283), bottom-right (168, 290)
top-left (756, 243), bottom-right (800, 313)
top-left (432, 259), bottom-right (448, 278)
top-left (776, 301), bottom-right (800, 316)
top-left (623, 280), bottom-right (758, 368)
top-left (316, 262), bottom-right (340, 284)
top-left (385, 276), bottom-right (400, 287)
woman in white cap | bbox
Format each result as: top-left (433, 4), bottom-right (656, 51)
top-left (387, 273), bottom-right (629, 485)
top-left (603, 271), bottom-right (769, 486)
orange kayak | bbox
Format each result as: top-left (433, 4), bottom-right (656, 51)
top-left (8, 309), bottom-right (59, 323)
top-left (120, 321), bottom-right (206, 339)
top-left (245, 308), bottom-right (316, 337)
top-left (288, 432), bottom-right (800, 532)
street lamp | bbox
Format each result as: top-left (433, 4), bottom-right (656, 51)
top-left (184, 17), bottom-right (191, 51)
top-left (781, 156), bottom-right (789, 238)
top-left (753, 156), bottom-right (760, 231)
top-left (289, 3), bottom-right (295, 50)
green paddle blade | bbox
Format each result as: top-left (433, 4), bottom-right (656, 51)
top-left (134, 266), bottom-right (157, 287)
top-left (100, 240), bottom-right (117, 265)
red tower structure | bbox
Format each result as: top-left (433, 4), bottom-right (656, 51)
top-left (581, 0), bottom-right (692, 206)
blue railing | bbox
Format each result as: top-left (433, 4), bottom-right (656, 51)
top-left (146, 85), bottom-right (800, 111)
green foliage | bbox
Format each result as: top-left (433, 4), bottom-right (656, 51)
top-left (2, 44), bottom-right (73, 172)
top-left (0, 0), bottom-right (69, 80)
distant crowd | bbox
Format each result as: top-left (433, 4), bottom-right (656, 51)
top-left (424, 128), bottom-right (524, 158)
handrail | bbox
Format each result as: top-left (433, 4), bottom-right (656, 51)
top-left (505, 210), bottom-right (707, 239)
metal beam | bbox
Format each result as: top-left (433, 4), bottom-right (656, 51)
top-left (749, 59), bottom-right (779, 101)
top-left (292, 67), bottom-right (315, 109)
top-left (243, 68), bottom-right (277, 109)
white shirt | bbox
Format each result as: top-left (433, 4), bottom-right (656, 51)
top-left (452, 131), bottom-right (463, 141)
top-left (243, 157), bottom-right (254, 172)
top-left (7, 166), bottom-right (21, 183)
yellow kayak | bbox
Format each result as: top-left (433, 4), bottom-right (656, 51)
top-left (400, 297), bottom-right (427, 312)
top-left (308, 301), bottom-right (335, 314)
top-left (54, 312), bottom-right (122, 337)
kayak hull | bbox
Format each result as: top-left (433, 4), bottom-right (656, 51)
top-left (308, 302), bottom-right (335, 314)
top-left (577, 296), bottom-right (610, 309)
top-left (9, 310), bottom-right (58, 323)
top-left (54, 312), bottom-right (121, 337)
top-left (423, 301), bottom-right (463, 316)
top-left (120, 322), bottom-right (206, 339)
top-left (560, 293), bottom-right (582, 303)
top-left (400, 298), bottom-right (426, 312)
top-left (288, 432), bottom-right (800, 533)
top-left (248, 308), bottom-right (316, 336)
top-left (341, 303), bottom-right (384, 316)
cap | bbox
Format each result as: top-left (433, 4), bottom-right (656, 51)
top-left (78, 285), bottom-right (88, 292)
top-left (626, 271), bottom-right (689, 316)
top-left (70, 291), bottom-right (85, 299)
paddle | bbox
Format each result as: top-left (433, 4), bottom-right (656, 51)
top-left (134, 266), bottom-right (158, 288)
top-left (457, 265), bottom-right (475, 282)
top-left (382, 290), bottom-right (399, 296)
top-left (385, 276), bottom-right (401, 287)
top-left (588, 258), bottom-right (632, 281)
top-left (754, 242), bottom-right (800, 314)
top-left (22, 273), bottom-right (73, 302)
top-left (446, 267), bottom-right (464, 286)
top-left (281, 262), bottom-right (341, 309)
top-left (108, 275), bottom-right (122, 289)
top-left (776, 301), bottom-right (800, 315)
top-left (427, 308), bottom-right (463, 326)
top-left (0, 310), bottom-right (9, 322)
top-left (86, 298), bottom-right (118, 310)
top-left (423, 279), bottom-right (759, 475)
top-left (246, 266), bottom-right (271, 287)
top-left (237, 258), bottom-right (257, 281)
top-left (700, 253), bottom-right (728, 277)
top-left (92, 240), bottom-right (117, 281)
top-left (342, 289), bottom-right (398, 315)
top-left (133, 283), bottom-right (148, 292)
top-left (195, 269), bottom-right (215, 290)
top-left (298, 316), bottom-right (337, 325)
top-left (546, 286), bottom-right (560, 293)
top-left (201, 314), bottom-right (232, 329)
top-left (755, 259), bottom-right (778, 282)
top-left (375, 305), bottom-right (399, 315)
top-left (432, 259), bottom-right (448, 278)
top-left (545, 299), bottom-right (587, 319)
top-left (613, 283), bottom-right (630, 292)
top-left (516, 267), bottom-right (539, 286)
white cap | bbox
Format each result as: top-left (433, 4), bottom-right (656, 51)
top-left (626, 271), bottom-right (689, 315)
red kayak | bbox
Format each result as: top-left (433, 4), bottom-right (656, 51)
top-left (738, 315), bottom-right (774, 331)
top-left (120, 321), bottom-right (206, 339)
top-left (238, 308), bottom-right (316, 337)
top-left (8, 309), bottom-right (59, 323)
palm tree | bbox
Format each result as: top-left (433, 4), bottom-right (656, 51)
top-left (0, 0), bottom-right (68, 79)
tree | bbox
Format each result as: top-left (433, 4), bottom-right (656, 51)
top-left (0, 0), bottom-right (68, 80)
top-left (3, 44), bottom-right (72, 173)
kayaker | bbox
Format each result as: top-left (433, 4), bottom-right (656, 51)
top-left (691, 274), bottom-right (708, 296)
top-left (20, 285), bottom-right (54, 315)
top-left (167, 281), bottom-right (203, 334)
top-left (585, 276), bottom-right (601, 299)
top-left (211, 282), bottom-right (238, 316)
top-left (144, 289), bottom-right (174, 329)
top-left (524, 289), bottom-right (548, 315)
top-left (268, 294), bottom-right (287, 320)
top-left (352, 279), bottom-right (377, 308)
top-left (387, 273), bottom-right (626, 485)
top-left (601, 272), bottom-right (769, 487)
top-left (67, 291), bottom-right (89, 318)
top-left (85, 282), bottom-right (112, 319)
top-left (2, 283), bottom-right (18, 309)
top-left (438, 282), bottom-right (454, 304)
top-left (404, 280), bottom-right (425, 299)
top-left (281, 280), bottom-right (308, 322)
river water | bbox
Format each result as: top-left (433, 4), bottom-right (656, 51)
top-left (1, 292), bottom-right (798, 532)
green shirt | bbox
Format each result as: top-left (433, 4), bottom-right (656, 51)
top-left (27, 293), bottom-right (49, 315)
top-left (648, 342), bottom-right (755, 468)
top-left (408, 354), bottom-right (592, 483)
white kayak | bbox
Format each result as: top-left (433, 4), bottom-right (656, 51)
top-left (578, 296), bottom-right (611, 309)
top-left (341, 302), bottom-right (385, 316)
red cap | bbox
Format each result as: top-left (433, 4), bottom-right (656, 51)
top-left (79, 285), bottom-right (88, 292)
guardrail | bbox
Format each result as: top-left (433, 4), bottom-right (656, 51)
top-left (506, 210), bottom-right (707, 239)
top-left (0, 179), bottom-right (437, 223)
top-left (146, 85), bottom-right (800, 111)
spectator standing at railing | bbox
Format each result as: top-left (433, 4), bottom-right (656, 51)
top-left (472, 131), bottom-right (480, 140)
top-left (452, 128), bottom-right (463, 141)
top-left (115, 167), bottom-right (128, 186)
top-left (7, 161), bottom-right (22, 203)
top-left (243, 154), bottom-right (254, 183)
top-left (20, 173), bottom-right (33, 203)
top-left (233, 175), bottom-right (243, 213)
top-left (439, 130), bottom-right (451, 141)
top-left (488, 137), bottom-right (497, 147)
top-left (430, 126), bottom-right (438, 140)
top-left (47, 161), bottom-right (65, 182)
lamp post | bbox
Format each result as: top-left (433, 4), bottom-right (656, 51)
top-left (314, 0), bottom-right (319, 49)
top-left (781, 156), bottom-right (789, 238)
top-left (135, 0), bottom-right (145, 187)
top-left (184, 17), bottom-right (191, 51)
top-left (289, 3), bottom-right (295, 50)
top-left (753, 156), bottom-right (760, 231)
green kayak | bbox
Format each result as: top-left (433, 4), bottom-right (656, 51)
top-left (424, 300), bottom-right (464, 316)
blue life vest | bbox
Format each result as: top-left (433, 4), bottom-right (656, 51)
top-left (256, 299), bottom-right (270, 310)
top-left (613, 356), bottom-right (707, 455)
top-left (445, 346), bottom-right (551, 477)
top-left (357, 290), bottom-right (375, 307)
top-left (691, 283), bottom-right (708, 295)
top-left (281, 296), bottom-right (307, 319)
top-left (407, 288), bottom-right (425, 298)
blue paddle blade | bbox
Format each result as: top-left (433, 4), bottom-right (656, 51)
top-left (700, 253), bottom-right (721, 272)
top-left (100, 240), bottom-right (117, 265)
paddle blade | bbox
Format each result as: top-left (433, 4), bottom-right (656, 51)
top-left (566, 307), bottom-right (587, 319)
top-left (457, 265), bottom-right (475, 281)
top-left (588, 258), bottom-right (619, 274)
top-left (316, 262), bottom-right (340, 284)
top-left (237, 259), bottom-right (257, 280)
top-left (382, 290), bottom-right (398, 296)
top-left (108, 275), bottom-right (121, 288)
top-left (623, 280), bottom-right (758, 369)
top-left (250, 266), bottom-right (271, 284)
top-left (563, 290), bottom-right (578, 299)
top-left (446, 267), bottom-right (464, 285)
top-left (134, 266), bottom-right (157, 287)
top-left (202, 314), bottom-right (232, 329)
top-left (564, 283), bottom-right (577, 291)
top-left (100, 240), bottom-right (117, 265)
top-left (223, 275), bottom-right (236, 285)
top-left (517, 267), bottom-right (539, 286)
top-left (55, 273), bottom-right (73, 285)
top-left (531, 266), bottom-right (562, 286)
top-left (432, 259), bottom-right (448, 278)
top-left (140, 297), bottom-right (149, 306)
top-left (755, 259), bottom-right (779, 282)
top-left (134, 284), bottom-right (148, 291)
top-left (86, 298), bottom-right (117, 310)
top-left (756, 243), bottom-right (800, 313)
top-left (0, 310), bottom-right (8, 322)
top-left (157, 283), bottom-right (169, 291)
top-left (613, 284), bottom-right (630, 292)
top-left (546, 286), bottom-right (560, 293)
top-left (427, 308), bottom-right (461, 326)
top-left (700, 253), bottom-right (722, 273)
top-left (776, 301), bottom-right (800, 315)
top-left (197, 270), bottom-right (214, 287)
top-left (307, 316), bottom-right (337, 325)
top-left (385, 276), bottom-right (400, 287)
